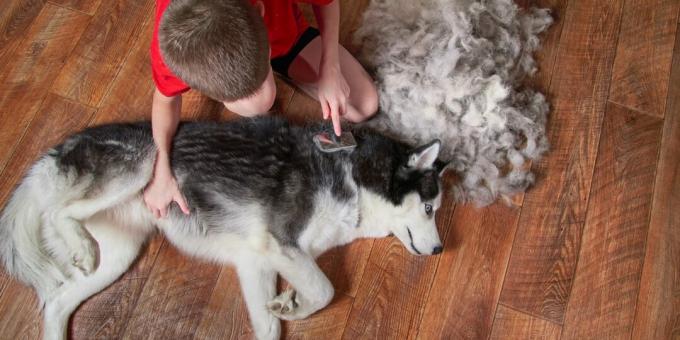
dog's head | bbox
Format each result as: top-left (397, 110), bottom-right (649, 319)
top-left (357, 138), bottom-right (448, 256)
top-left (388, 140), bottom-right (447, 256)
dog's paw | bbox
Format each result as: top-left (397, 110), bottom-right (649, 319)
top-left (267, 289), bottom-right (300, 320)
top-left (69, 236), bottom-right (98, 275)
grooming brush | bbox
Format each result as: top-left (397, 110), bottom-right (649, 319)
top-left (312, 121), bottom-right (357, 153)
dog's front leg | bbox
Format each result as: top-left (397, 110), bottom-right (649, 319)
top-left (267, 249), bottom-right (334, 321)
top-left (236, 258), bottom-right (280, 340)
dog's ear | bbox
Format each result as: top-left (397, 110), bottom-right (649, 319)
top-left (407, 139), bottom-right (441, 170)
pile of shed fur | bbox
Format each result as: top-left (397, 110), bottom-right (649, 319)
top-left (354, 0), bottom-right (553, 205)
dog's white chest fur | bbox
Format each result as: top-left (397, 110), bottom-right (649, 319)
top-left (297, 186), bottom-right (360, 258)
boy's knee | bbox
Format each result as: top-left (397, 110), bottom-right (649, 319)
top-left (351, 86), bottom-right (379, 122)
top-left (362, 90), bottom-right (379, 118)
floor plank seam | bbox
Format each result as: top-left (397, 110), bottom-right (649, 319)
top-left (45, 1), bottom-right (94, 16)
top-left (55, 94), bottom-right (99, 111)
top-left (607, 99), bottom-right (667, 121)
top-left (497, 302), bottom-right (563, 326)
top-left (283, 86), bottom-right (296, 112)
top-left (322, 290), bottom-right (355, 340)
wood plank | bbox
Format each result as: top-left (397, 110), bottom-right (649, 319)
top-left (50, 0), bottom-right (154, 107)
top-left (273, 77), bottom-right (296, 116)
top-left (282, 91), bottom-right (323, 125)
top-left (0, 0), bottom-right (45, 69)
top-left (90, 11), bottom-right (155, 124)
top-left (0, 281), bottom-right (42, 339)
top-left (0, 4), bottom-right (90, 176)
top-left (192, 267), bottom-right (251, 340)
top-left (631, 25), bottom-right (680, 340)
top-left (499, 0), bottom-right (625, 323)
top-left (490, 305), bottom-right (561, 340)
top-left (285, 293), bottom-right (353, 339)
top-left (561, 103), bottom-right (662, 338)
top-left (416, 203), bottom-right (520, 340)
top-left (121, 242), bottom-right (221, 339)
top-left (608, 0), bottom-right (680, 118)
top-left (181, 90), bottom-right (227, 121)
top-left (0, 272), bottom-right (11, 299)
top-left (49, 0), bottom-right (101, 15)
top-left (316, 239), bottom-right (373, 298)
top-left (342, 187), bottom-right (455, 339)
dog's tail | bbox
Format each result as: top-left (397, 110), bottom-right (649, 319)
top-left (0, 155), bottom-right (68, 302)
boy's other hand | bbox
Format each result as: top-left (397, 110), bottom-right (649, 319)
top-left (143, 168), bottom-right (190, 219)
top-left (318, 62), bottom-right (349, 136)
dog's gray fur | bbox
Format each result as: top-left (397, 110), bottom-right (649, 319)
top-left (0, 117), bottom-right (447, 340)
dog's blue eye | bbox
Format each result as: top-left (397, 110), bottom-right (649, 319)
top-left (424, 203), bottom-right (433, 215)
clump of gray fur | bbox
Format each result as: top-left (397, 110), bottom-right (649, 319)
top-left (354, 0), bottom-right (553, 205)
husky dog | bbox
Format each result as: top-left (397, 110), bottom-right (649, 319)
top-left (0, 117), bottom-right (447, 340)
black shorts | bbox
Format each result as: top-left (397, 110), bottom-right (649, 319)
top-left (270, 27), bottom-right (320, 78)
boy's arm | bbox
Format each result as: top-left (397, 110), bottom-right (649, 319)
top-left (313, 0), bottom-right (349, 136)
top-left (144, 88), bottom-right (190, 218)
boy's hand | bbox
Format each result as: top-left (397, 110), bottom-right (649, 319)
top-left (318, 62), bottom-right (349, 136)
top-left (143, 156), bottom-right (190, 219)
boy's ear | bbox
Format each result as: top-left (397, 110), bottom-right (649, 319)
top-left (407, 140), bottom-right (441, 170)
top-left (255, 1), bottom-right (265, 17)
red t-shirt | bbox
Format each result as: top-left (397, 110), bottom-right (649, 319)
top-left (151, 0), bottom-right (332, 97)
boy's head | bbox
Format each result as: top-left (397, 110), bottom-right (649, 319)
top-left (159, 0), bottom-right (270, 102)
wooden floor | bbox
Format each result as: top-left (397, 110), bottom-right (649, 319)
top-left (0, 0), bottom-right (678, 339)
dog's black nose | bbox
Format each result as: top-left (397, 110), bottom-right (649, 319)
top-left (432, 246), bottom-right (443, 255)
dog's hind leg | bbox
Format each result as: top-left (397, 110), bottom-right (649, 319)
top-left (49, 175), bottom-right (150, 275)
top-left (42, 214), bottom-right (148, 340)
top-left (235, 256), bottom-right (280, 340)
top-left (267, 250), bottom-right (334, 321)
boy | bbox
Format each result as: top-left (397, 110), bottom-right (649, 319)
top-left (145, 0), bottom-right (379, 218)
